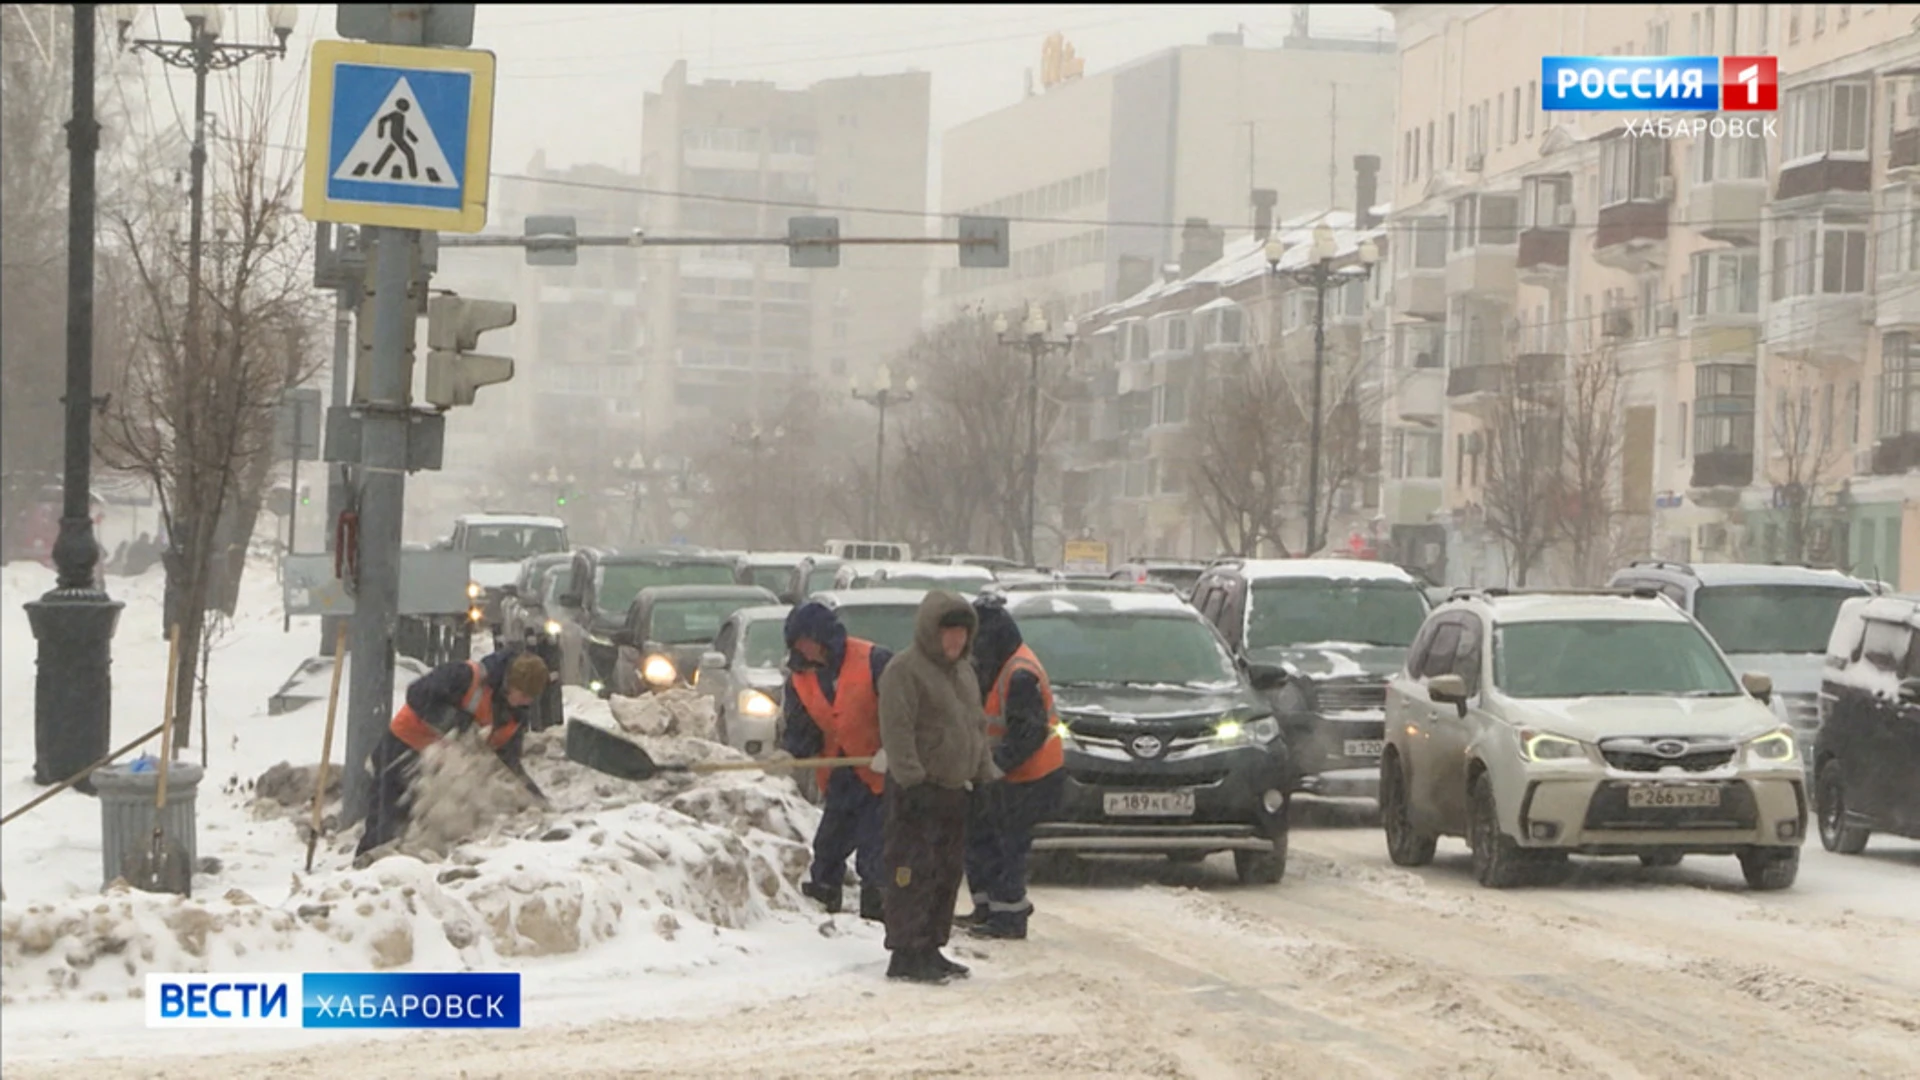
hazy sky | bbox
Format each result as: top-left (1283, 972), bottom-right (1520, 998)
top-left (117, 4), bottom-right (1392, 215)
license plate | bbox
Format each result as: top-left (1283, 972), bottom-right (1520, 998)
top-left (1103, 790), bottom-right (1196, 817)
top-left (1343, 739), bottom-right (1384, 758)
top-left (1626, 785), bottom-right (1722, 809)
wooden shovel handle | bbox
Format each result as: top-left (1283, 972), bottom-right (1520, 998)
top-left (155, 626), bottom-right (181, 814)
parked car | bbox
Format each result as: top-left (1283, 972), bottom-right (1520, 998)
top-left (823, 539), bottom-right (913, 561)
top-left (447, 513), bottom-right (570, 637)
top-left (499, 552), bottom-right (574, 643)
top-left (922, 553), bottom-right (1023, 574)
top-left (732, 551), bottom-right (815, 602)
top-left (784, 555), bottom-right (845, 603)
top-left (1007, 584), bottom-right (1291, 883)
top-left (1381, 587), bottom-right (1807, 890)
top-left (1190, 558), bottom-right (1432, 802)
top-left (858, 561), bottom-right (996, 593)
top-left (695, 603), bottom-right (796, 757)
top-left (1607, 560), bottom-right (1872, 766)
top-left (552, 548), bottom-right (737, 693)
top-left (1109, 558), bottom-right (1207, 599)
top-left (1813, 593), bottom-right (1920, 854)
top-left (830, 559), bottom-right (899, 589)
top-left (612, 584), bottom-right (779, 696)
top-left (804, 588), bottom-right (934, 655)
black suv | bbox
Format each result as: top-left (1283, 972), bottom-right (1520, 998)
top-left (1003, 583), bottom-right (1290, 884)
top-left (1190, 558), bottom-right (1432, 802)
top-left (552, 548), bottom-right (737, 693)
top-left (1814, 594), bottom-right (1920, 853)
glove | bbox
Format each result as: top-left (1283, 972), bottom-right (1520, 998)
top-left (869, 748), bottom-right (889, 775)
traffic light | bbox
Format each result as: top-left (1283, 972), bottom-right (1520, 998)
top-left (424, 296), bottom-right (517, 408)
top-left (555, 491), bottom-right (567, 507)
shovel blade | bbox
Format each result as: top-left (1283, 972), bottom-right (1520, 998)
top-left (122, 836), bottom-right (193, 896)
top-left (564, 719), bottom-right (663, 781)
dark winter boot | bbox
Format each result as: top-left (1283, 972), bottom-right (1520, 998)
top-left (887, 949), bottom-right (950, 984)
top-left (859, 884), bottom-right (885, 922)
top-left (961, 900), bottom-right (991, 926)
top-left (801, 881), bottom-right (843, 914)
top-left (969, 910), bottom-right (1029, 940)
top-left (931, 949), bottom-right (971, 978)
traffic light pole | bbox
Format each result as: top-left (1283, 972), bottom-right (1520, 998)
top-left (320, 284), bottom-right (354, 656)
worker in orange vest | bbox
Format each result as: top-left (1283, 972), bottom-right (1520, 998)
top-left (781, 601), bottom-right (893, 921)
top-left (963, 595), bottom-right (1066, 940)
top-left (356, 649), bottom-right (551, 860)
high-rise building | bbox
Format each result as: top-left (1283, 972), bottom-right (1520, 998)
top-left (638, 61), bottom-right (931, 440)
top-left (936, 26), bottom-right (1396, 324)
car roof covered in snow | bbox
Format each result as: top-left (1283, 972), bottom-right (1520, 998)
top-left (869, 561), bottom-right (996, 583)
top-left (636, 584), bottom-right (780, 603)
top-left (735, 550), bottom-right (813, 567)
top-left (456, 512), bottom-right (566, 528)
top-left (809, 587), bottom-right (953, 609)
top-left (1477, 592), bottom-right (1693, 624)
top-left (1681, 563), bottom-right (1871, 590)
top-left (729, 603), bottom-right (795, 625)
top-left (1227, 558), bottom-right (1417, 585)
top-left (1005, 590), bottom-right (1197, 618)
top-left (603, 549), bottom-right (732, 565)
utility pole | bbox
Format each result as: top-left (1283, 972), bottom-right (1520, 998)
top-left (1265, 224), bottom-right (1380, 556)
top-left (314, 222), bottom-right (364, 655)
top-left (994, 305), bottom-right (1076, 566)
top-left (852, 365), bottom-right (916, 537)
top-left (27, 3), bottom-right (124, 792)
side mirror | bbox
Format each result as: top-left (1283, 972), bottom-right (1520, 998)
top-left (1739, 671), bottom-right (1773, 705)
top-left (1428, 673), bottom-right (1469, 714)
top-left (1247, 663), bottom-right (1289, 692)
top-left (699, 650), bottom-right (727, 671)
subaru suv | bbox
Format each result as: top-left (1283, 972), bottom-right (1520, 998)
top-left (1607, 560), bottom-right (1872, 770)
top-left (1381, 588), bottom-right (1807, 890)
top-left (1006, 585), bottom-right (1291, 884)
top-left (1191, 559), bottom-right (1431, 801)
top-left (1813, 594), bottom-right (1920, 854)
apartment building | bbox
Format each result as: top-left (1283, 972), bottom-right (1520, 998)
top-left (1061, 197), bottom-right (1391, 562)
top-left (938, 26), bottom-right (1395, 326)
top-left (638, 61), bottom-right (930, 440)
top-left (1376, 3), bottom-right (1920, 588)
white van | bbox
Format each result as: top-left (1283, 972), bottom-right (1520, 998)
top-left (823, 539), bottom-right (912, 562)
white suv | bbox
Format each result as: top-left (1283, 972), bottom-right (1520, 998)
top-left (1380, 589), bottom-right (1807, 890)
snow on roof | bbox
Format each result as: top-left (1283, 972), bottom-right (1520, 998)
top-left (1007, 590), bottom-right (1195, 616)
top-left (1191, 296), bottom-right (1239, 314)
top-left (733, 603), bottom-right (794, 623)
top-left (458, 513), bottom-right (566, 528)
top-left (1685, 563), bottom-right (1870, 590)
top-left (736, 550), bottom-right (814, 566)
top-left (1484, 593), bottom-right (1693, 623)
top-left (815, 587), bottom-right (947, 607)
top-left (875, 561), bottom-right (994, 581)
top-left (1235, 558), bottom-right (1416, 584)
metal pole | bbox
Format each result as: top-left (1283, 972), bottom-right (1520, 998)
top-left (321, 287), bottom-right (352, 655)
top-left (1306, 263), bottom-right (1328, 557)
top-left (283, 402), bottom-right (299, 633)
top-left (27, 3), bottom-right (125, 791)
top-left (1026, 342), bottom-right (1041, 566)
top-left (341, 226), bottom-right (414, 824)
top-left (871, 393), bottom-right (886, 538)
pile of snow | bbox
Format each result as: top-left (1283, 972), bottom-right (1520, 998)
top-left (608, 687), bottom-right (718, 741)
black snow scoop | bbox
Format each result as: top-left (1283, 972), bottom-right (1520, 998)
top-left (565, 719), bottom-right (871, 782)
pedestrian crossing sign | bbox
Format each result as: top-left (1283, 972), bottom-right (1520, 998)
top-left (302, 40), bottom-right (496, 233)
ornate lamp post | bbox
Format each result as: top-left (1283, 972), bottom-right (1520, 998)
top-left (994, 304), bottom-right (1076, 565)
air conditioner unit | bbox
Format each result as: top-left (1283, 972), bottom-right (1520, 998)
top-left (1602, 308), bottom-right (1635, 337)
top-left (1465, 152), bottom-right (1486, 172)
top-left (1552, 203), bottom-right (1577, 227)
top-left (1655, 175), bottom-right (1676, 201)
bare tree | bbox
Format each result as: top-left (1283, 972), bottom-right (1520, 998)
top-left (95, 71), bottom-right (320, 742)
top-left (1769, 357), bottom-right (1845, 564)
top-left (1479, 368), bottom-right (1563, 587)
top-left (1181, 348), bottom-right (1300, 556)
top-left (1554, 352), bottom-right (1628, 585)
top-left (692, 386), bottom-right (862, 550)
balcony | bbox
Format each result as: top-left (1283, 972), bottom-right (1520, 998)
top-left (1871, 433), bottom-right (1920, 476)
top-left (1876, 271), bottom-right (1920, 330)
top-left (1446, 363), bottom-right (1506, 400)
top-left (1593, 200), bottom-right (1670, 273)
top-left (1690, 448), bottom-right (1754, 489)
top-left (1394, 266), bottom-right (1445, 319)
top-left (1514, 352), bottom-right (1564, 386)
top-left (1383, 477), bottom-right (1443, 523)
top-left (1446, 245), bottom-right (1516, 298)
top-left (1687, 179), bottom-right (1767, 245)
top-left (1775, 157), bottom-right (1872, 209)
top-left (1893, 128), bottom-right (1920, 177)
top-left (1690, 322), bottom-right (1760, 360)
top-left (1764, 294), bottom-right (1872, 367)
top-left (1516, 227), bottom-right (1569, 285)
top-left (1396, 367), bottom-right (1445, 421)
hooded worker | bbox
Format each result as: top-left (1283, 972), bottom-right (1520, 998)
top-left (780, 601), bottom-right (893, 921)
top-left (875, 591), bottom-right (1001, 984)
top-left (962, 594), bottom-right (1066, 940)
top-left (356, 648), bottom-right (551, 860)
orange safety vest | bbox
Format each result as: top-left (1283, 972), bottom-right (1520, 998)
top-left (389, 660), bottom-right (519, 753)
top-left (789, 638), bottom-right (885, 795)
top-left (985, 645), bottom-right (1064, 784)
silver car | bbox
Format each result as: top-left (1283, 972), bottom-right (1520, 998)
top-left (697, 603), bottom-right (795, 758)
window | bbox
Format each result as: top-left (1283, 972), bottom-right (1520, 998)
top-left (1704, 6), bottom-right (1718, 49)
top-left (1453, 194), bottom-right (1518, 250)
top-left (1790, 4), bottom-right (1803, 42)
top-left (1689, 11), bottom-right (1701, 51)
top-left (1496, 92), bottom-right (1506, 147)
top-left (1690, 251), bottom-right (1761, 316)
top-left (1511, 86), bottom-right (1521, 144)
top-left (1495, 620), bottom-right (1738, 699)
top-left (1399, 323), bottom-right (1444, 368)
top-left (1166, 316), bottom-right (1189, 353)
top-left (1446, 113), bottom-right (1456, 167)
top-left (1880, 186), bottom-right (1920, 276)
top-left (1522, 175), bottom-right (1571, 228)
top-left (1815, 3), bottom-right (1828, 33)
top-left (1696, 584), bottom-right (1871, 656)
top-left (1404, 131), bottom-right (1414, 181)
top-left (1785, 80), bottom-right (1871, 161)
top-left (1413, 215), bottom-right (1447, 268)
top-left (1395, 428), bottom-right (1443, 479)
top-left (1525, 82), bottom-right (1536, 138)
top-left (1411, 127), bottom-right (1422, 180)
top-left (1695, 363), bottom-right (1757, 455)
top-left (1601, 134), bottom-right (1665, 205)
top-left (1881, 332), bottom-right (1920, 436)
top-left (1680, 401), bottom-right (1690, 457)
top-left (1427, 120), bottom-right (1435, 176)
top-left (1773, 214), bottom-right (1868, 298)
top-left (1694, 131), bottom-right (1767, 182)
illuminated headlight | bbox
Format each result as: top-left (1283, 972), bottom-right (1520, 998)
top-left (467, 606), bottom-right (484, 623)
top-left (1053, 720), bottom-right (1077, 746)
top-left (1214, 716), bottom-right (1282, 746)
top-left (1269, 680), bottom-right (1310, 714)
top-left (588, 679), bottom-right (605, 694)
top-left (738, 689), bottom-right (778, 718)
top-left (467, 581), bottom-right (483, 599)
top-left (642, 654), bottom-right (678, 687)
top-left (544, 619), bottom-right (562, 636)
top-left (1520, 729), bottom-right (1587, 762)
top-left (1746, 728), bottom-right (1796, 763)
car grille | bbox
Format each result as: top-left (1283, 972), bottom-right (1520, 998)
top-left (1582, 782), bottom-right (1758, 830)
top-left (1066, 716), bottom-right (1219, 757)
top-left (1598, 737), bottom-right (1737, 773)
top-left (1071, 767), bottom-right (1229, 790)
top-left (1778, 692), bottom-right (1819, 730)
top-left (1314, 679), bottom-right (1386, 713)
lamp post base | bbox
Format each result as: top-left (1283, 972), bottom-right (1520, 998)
top-left (25, 588), bottom-right (125, 793)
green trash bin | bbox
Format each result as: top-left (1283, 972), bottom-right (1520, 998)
top-left (92, 758), bottom-right (203, 894)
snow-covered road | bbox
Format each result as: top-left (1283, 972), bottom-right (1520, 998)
top-left (12, 816), bottom-right (1917, 1079)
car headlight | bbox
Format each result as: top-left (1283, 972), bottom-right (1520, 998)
top-left (738, 689), bottom-right (778, 718)
top-left (1520, 729), bottom-right (1587, 762)
top-left (588, 679), bottom-right (605, 694)
top-left (1269, 680), bottom-right (1311, 714)
top-left (544, 619), bottom-right (562, 636)
top-left (1053, 720), bottom-right (1077, 746)
top-left (1746, 728), bottom-right (1796, 763)
top-left (643, 654), bottom-right (678, 687)
top-left (1212, 715), bottom-right (1281, 746)
top-left (467, 582), bottom-right (483, 599)
top-left (467, 606), bottom-right (484, 623)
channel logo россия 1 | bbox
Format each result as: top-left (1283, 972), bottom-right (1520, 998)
top-left (1541, 56), bottom-right (1779, 112)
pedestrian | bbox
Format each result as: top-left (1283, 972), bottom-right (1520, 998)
top-left (963, 594), bottom-right (1066, 940)
top-left (876, 590), bottom-right (1000, 984)
top-left (356, 648), bottom-right (550, 861)
top-left (780, 600), bottom-right (892, 921)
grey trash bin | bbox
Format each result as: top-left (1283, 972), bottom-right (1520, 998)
top-left (93, 759), bottom-right (204, 893)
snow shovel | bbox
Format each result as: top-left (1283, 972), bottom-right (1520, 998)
top-left (304, 623), bottom-right (350, 873)
top-left (126, 626), bottom-right (192, 896)
top-left (565, 719), bottom-right (871, 782)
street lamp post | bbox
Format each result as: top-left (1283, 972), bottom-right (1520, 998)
top-left (1264, 226), bottom-right (1379, 556)
top-left (613, 452), bottom-right (651, 547)
top-left (851, 364), bottom-right (916, 538)
top-left (730, 424), bottom-right (784, 549)
top-left (995, 304), bottom-right (1076, 566)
